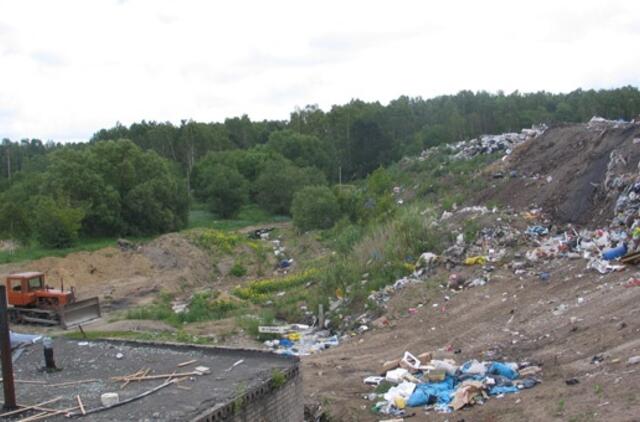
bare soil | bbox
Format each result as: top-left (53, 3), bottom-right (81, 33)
top-left (303, 258), bottom-right (640, 421)
top-left (479, 122), bottom-right (640, 226)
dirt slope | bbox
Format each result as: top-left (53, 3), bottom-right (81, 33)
top-left (480, 121), bottom-right (640, 226)
top-left (0, 233), bottom-right (213, 311)
top-left (303, 258), bottom-right (640, 421)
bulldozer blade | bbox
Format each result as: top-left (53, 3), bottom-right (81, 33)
top-left (59, 297), bottom-right (101, 329)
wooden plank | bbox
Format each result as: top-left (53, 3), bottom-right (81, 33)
top-left (76, 395), bottom-right (86, 415)
top-left (46, 379), bottom-right (98, 388)
top-left (0, 379), bottom-right (46, 385)
top-left (16, 406), bottom-right (78, 422)
top-left (111, 371), bottom-right (202, 382)
top-left (0, 396), bottom-right (62, 417)
top-left (621, 251), bottom-right (640, 264)
top-left (66, 379), bottom-right (176, 417)
top-left (177, 359), bottom-right (197, 367)
top-left (16, 411), bottom-right (51, 422)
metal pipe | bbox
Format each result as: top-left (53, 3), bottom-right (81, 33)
top-left (43, 337), bottom-right (56, 370)
top-left (0, 285), bottom-right (17, 410)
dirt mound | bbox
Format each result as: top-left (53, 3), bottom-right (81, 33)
top-left (0, 233), bottom-right (215, 311)
top-left (479, 121), bottom-right (640, 226)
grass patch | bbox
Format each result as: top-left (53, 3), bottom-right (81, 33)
top-left (188, 203), bottom-right (289, 231)
top-left (236, 309), bottom-right (279, 340)
top-left (232, 268), bottom-right (319, 303)
top-left (126, 291), bottom-right (245, 326)
top-left (0, 236), bottom-right (151, 265)
top-left (230, 262), bottom-right (248, 277)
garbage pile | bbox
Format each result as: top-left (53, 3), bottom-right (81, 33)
top-left (419, 124), bottom-right (547, 162)
top-left (364, 350), bottom-right (541, 416)
top-left (260, 324), bottom-right (339, 356)
top-left (587, 115), bottom-right (630, 129)
top-left (521, 222), bottom-right (630, 274)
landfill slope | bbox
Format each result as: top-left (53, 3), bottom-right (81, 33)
top-left (302, 212), bottom-right (640, 421)
top-left (302, 120), bottom-right (640, 421)
top-left (480, 121), bottom-right (640, 226)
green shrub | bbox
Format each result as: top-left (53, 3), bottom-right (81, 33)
top-left (291, 186), bottom-right (340, 232)
top-left (232, 269), bottom-right (319, 303)
top-left (271, 369), bottom-right (286, 388)
top-left (188, 229), bottom-right (247, 254)
top-left (230, 262), bottom-right (247, 277)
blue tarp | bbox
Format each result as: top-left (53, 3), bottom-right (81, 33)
top-left (487, 362), bottom-right (518, 379)
top-left (402, 361), bottom-right (531, 410)
top-left (407, 376), bottom-right (457, 407)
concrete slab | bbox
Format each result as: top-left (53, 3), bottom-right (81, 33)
top-left (0, 338), bottom-right (297, 421)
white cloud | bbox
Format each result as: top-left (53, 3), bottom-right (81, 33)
top-left (0, 0), bottom-right (639, 141)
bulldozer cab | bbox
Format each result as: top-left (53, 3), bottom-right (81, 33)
top-left (6, 272), bottom-right (47, 307)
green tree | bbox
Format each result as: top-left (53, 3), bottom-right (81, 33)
top-left (367, 167), bottom-right (393, 196)
top-left (197, 165), bottom-right (249, 217)
top-left (291, 186), bottom-right (340, 231)
top-left (33, 196), bottom-right (85, 248)
top-left (0, 202), bottom-right (32, 244)
top-left (255, 161), bottom-right (326, 214)
top-left (266, 129), bottom-right (333, 178)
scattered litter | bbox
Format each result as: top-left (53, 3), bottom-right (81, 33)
top-left (464, 256), bottom-right (487, 266)
top-left (365, 350), bottom-right (541, 415)
top-left (100, 393), bottom-right (120, 407)
top-left (264, 325), bottom-right (339, 356)
top-left (363, 376), bottom-right (384, 386)
top-left (223, 361), bottom-right (240, 373)
top-left (628, 356), bottom-right (640, 365)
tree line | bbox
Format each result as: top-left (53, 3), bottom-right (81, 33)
top-left (2, 87), bottom-right (640, 246)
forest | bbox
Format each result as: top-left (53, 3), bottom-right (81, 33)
top-left (2, 87), bottom-right (640, 247)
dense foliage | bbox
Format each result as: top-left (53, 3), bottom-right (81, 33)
top-left (291, 186), bottom-right (341, 231)
top-left (3, 87), bottom-right (640, 246)
top-left (0, 140), bottom-right (188, 246)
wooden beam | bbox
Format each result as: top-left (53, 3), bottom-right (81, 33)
top-left (46, 379), bottom-right (98, 388)
top-left (76, 395), bottom-right (86, 415)
top-left (0, 396), bottom-right (62, 417)
top-left (112, 371), bottom-right (202, 382)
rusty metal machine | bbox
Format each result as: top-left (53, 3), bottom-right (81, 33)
top-left (4, 272), bottom-right (100, 329)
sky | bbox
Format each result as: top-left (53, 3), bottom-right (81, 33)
top-left (1, 0), bottom-right (639, 142)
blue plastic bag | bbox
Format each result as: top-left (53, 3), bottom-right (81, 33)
top-left (407, 376), bottom-right (456, 407)
top-left (278, 338), bottom-right (294, 348)
top-left (489, 385), bottom-right (519, 395)
top-left (488, 362), bottom-right (518, 380)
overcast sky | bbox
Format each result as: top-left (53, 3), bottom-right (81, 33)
top-left (1, 0), bottom-right (639, 142)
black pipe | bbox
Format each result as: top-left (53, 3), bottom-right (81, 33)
top-left (0, 285), bottom-right (16, 410)
top-left (43, 337), bottom-right (56, 370)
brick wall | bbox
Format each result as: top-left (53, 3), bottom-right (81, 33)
top-left (194, 364), bottom-right (304, 422)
